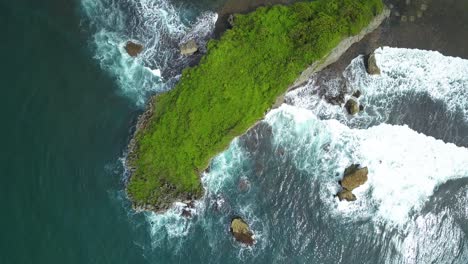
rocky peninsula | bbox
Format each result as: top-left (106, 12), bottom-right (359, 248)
top-left (126, 0), bottom-right (387, 212)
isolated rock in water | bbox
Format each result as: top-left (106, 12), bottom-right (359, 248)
top-left (230, 217), bottom-right (254, 245)
top-left (337, 189), bottom-right (357, 202)
top-left (341, 165), bottom-right (368, 191)
top-left (180, 40), bottom-right (198, 56)
top-left (125, 41), bottom-right (144, 57)
top-left (366, 53), bottom-right (381, 75)
top-left (345, 99), bottom-right (359, 115)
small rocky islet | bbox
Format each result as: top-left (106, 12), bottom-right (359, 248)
top-left (336, 164), bottom-right (369, 202)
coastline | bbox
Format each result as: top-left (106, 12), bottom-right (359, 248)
top-left (126, 0), bottom-right (387, 213)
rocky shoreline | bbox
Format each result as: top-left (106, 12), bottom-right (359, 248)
top-left (125, 3), bottom-right (390, 214)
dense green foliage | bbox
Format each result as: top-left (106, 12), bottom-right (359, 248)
top-left (127, 0), bottom-right (384, 208)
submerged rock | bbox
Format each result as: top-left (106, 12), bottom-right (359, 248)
top-left (336, 164), bottom-right (368, 202)
top-left (124, 41), bottom-right (144, 57)
top-left (345, 99), bottom-right (359, 115)
top-left (180, 40), bottom-right (198, 56)
top-left (366, 53), bottom-right (381, 75)
top-left (230, 217), bottom-right (254, 245)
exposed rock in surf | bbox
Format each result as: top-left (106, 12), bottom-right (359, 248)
top-left (337, 189), bottom-right (356, 201)
top-left (345, 98), bottom-right (360, 115)
top-left (341, 165), bottom-right (368, 190)
top-left (336, 164), bottom-right (368, 202)
top-left (230, 217), bottom-right (254, 245)
top-left (359, 104), bottom-right (365, 112)
top-left (180, 40), bottom-right (198, 56)
top-left (124, 41), bottom-right (144, 57)
top-left (366, 53), bottom-right (381, 75)
top-left (180, 200), bottom-right (195, 218)
top-left (352, 90), bottom-right (362, 98)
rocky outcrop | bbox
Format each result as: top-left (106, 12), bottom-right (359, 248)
top-left (125, 41), bottom-right (144, 57)
top-left (366, 52), bottom-right (381, 75)
top-left (290, 7), bottom-right (390, 89)
top-left (345, 99), bottom-right (360, 115)
top-left (336, 164), bottom-right (368, 202)
top-left (180, 40), bottom-right (198, 56)
top-left (230, 217), bottom-right (254, 245)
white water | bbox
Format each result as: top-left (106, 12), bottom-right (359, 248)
top-left (287, 47), bottom-right (468, 127)
top-left (81, 0), bottom-right (217, 105)
top-left (265, 104), bottom-right (468, 226)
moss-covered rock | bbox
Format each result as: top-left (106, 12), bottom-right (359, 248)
top-left (230, 217), bottom-right (254, 245)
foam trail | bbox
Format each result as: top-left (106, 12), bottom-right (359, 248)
top-left (266, 104), bottom-right (468, 226)
top-left (81, 0), bottom-right (217, 105)
top-left (286, 47), bottom-right (468, 128)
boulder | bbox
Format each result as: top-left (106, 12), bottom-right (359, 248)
top-left (336, 164), bottom-right (368, 202)
top-left (345, 99), bottom-right (359, 115)
top-left (337, 189), bottom-right (356, 202)
top-left (366, 53), bottom-right (381, 75)
top-left (230, 217), bottom-right (254, 245)
top-left (124, 41), bottom-right (144, 57)
top-left (341, 165), bottom-right (368, 191)
top-left (180, 40), bottom-right (198, 56)
top-left (352, 90), bottom-right (362, 98)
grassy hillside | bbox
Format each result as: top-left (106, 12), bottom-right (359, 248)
top-left (127, 0), bottom-right (384, 210)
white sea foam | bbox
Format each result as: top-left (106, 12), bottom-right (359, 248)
top-left (81, 0), bottom-right (217, 105)
top-left (287, 47), bottom-right (468, 127)
top-left (266, 104), bottom-right (468, 226)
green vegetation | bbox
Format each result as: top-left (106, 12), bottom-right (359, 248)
top-left (127, 0), bottom-right (384, 209)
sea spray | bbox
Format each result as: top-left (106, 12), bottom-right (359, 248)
top-left (81, 0), bottom-right (217, 105)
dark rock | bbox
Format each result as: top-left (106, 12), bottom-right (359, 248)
top-left (124, 41), bottom-right (144, 57)
top-left (230, 217), bottom-right (254, 245)
top-left (366, 52), bottom-right (381, 75)
top-left (180, 40), bottom-right (198, 56)
top-left (345, 99), bottom-right (360, 115)
top-left (181, 208), bottom-right (192, 218)
top-left (359, 104), bottom-right (365, 111)
top-left (352, 90), bottom-right (362, 98)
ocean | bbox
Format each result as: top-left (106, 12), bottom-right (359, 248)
top-left (1, 0), bottom-right (467, 263)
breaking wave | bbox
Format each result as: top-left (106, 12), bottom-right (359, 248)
top-left (81, 0), bottom-right (217, 105)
